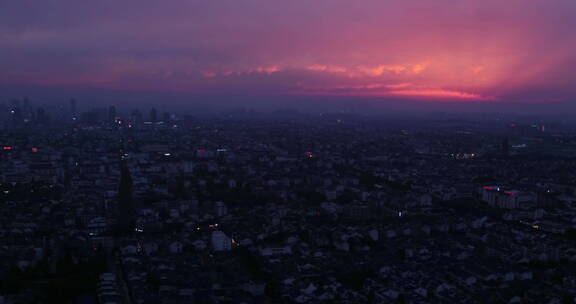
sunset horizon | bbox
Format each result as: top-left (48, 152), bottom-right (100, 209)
top-left (2, 0), bottom-right (575, 108)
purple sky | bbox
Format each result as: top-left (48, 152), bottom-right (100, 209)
top-left (1, 0), bottom-right (576, 109)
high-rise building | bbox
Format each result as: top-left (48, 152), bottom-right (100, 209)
top-left (108, 105), bottom-right (116, 124)
top-left (10, 100), bottom-right (23, 128)
top-left (11, 99), bottom-right (21, 111)
top-left (149, 108), bottom-right (157, 124)
top-left (57, 103), bottom-right (67, 121)
top-left (215, 201), bottom-right (228, 217)
top-left (36, 107), bottom-right (48, 124)
top-left (131, 109), bottom-right (143, 126)
top-left (69, 99), bottom-right (77, 121)
top-left (22, 97), bottom-right (32, 121)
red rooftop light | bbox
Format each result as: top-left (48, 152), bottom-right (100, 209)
top-left (3, 146), bottom-right (13, 150)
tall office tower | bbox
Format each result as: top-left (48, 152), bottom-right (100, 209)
top-left (108, 105), bottom-right (117, 124)
top-left (58, 103), bottom-right (66, 121)
top-left (69, 98), bottom-right (77, 121)
top-left (149, 108), bottom-right (158, 124)
top-left (131, 109), bottom-right (143, 126)
top-left (10, 99), bottom-right (23, 128)
top-left (36, 107), bottom-right (48, 124)
top-left (22, 97), bottom-right (32, 121)
top-left (11, 99), bottom-right (21, 111)
top-left (163, 112), bottom-right (170, 123)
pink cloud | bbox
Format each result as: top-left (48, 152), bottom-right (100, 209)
top-left (1, 0), bottom-right (575, 103)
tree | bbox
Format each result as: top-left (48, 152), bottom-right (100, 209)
top-left (116, 160), bottom-right (135, 234)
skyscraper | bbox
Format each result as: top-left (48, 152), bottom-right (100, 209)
top-left (10, 99), bottom-right (23, 128)
top-left (108, 105), bottom-right (116, 124)
top-left (69, 99), bottom-right (77, 121)
top-left (131, 109), bottom-right (143, 126)
top-left (22, 97), bottom-right (32, 121)
top-left (36, 107), bottom-right (47, 124)
top-left (149, 108), bottom-right (157, 124)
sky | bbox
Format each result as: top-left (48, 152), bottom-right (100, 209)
top-left (1, 0), bottom-right (576, 110)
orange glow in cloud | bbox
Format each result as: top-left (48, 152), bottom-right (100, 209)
top-left (306, 64), bottom-right (348, 73)
top-left (471, 66), bottom-right (484, 74)
top-left (307, 63), bottom-right (430, 78)
top-left (412, 64), bottom-right (427, 74)
top-left (294, 59), bottom-right (498, 100)
top-left (385, 89), bottom-right (494, 101)
top-left (252, 66), bottom-right (280, 74)
top-left (296, 81), bottom-right (495, 101)
top-left (359, 65), bottom-right (407, 76)
top-left (385, 83), bottom-right (413, 89)
top-left (202, 71), bottom-right (217, 78)
top-left (201, 66), bottom-right (281, 78)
